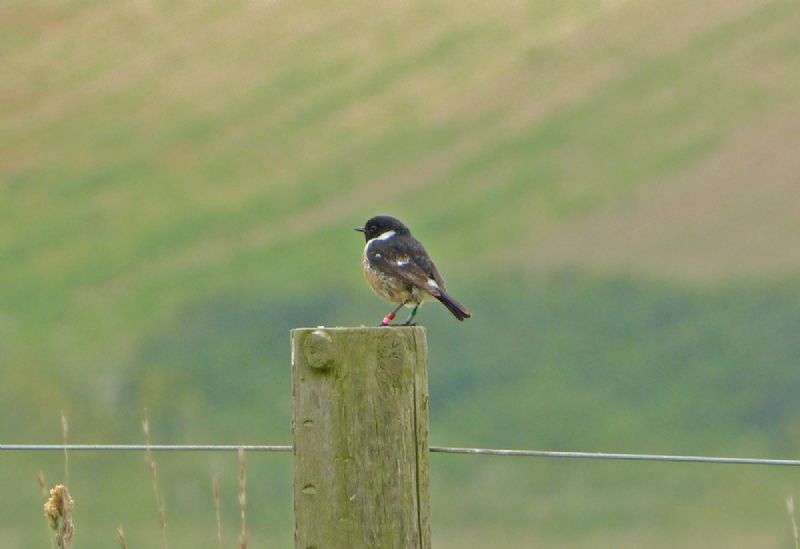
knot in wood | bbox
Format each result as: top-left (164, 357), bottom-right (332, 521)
top-left (303, 329), bottom-right (336, 371)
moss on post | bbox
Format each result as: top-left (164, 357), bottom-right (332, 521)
top-left (292, 326), bottom-right (431, 549)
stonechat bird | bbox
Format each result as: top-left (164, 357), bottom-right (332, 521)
top-left (355, 215), bottom-right (472, 326)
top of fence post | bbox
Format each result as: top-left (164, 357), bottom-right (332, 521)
top-left (291, 326), bottom-right (431, 549)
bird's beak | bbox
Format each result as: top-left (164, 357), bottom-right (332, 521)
top-left (354, 227), bottom-right (365, 233)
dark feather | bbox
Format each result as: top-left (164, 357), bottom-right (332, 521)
top-left (435, 292), bottom-right (471, 321)
top-left (367, 235), bottom-right (445, 295)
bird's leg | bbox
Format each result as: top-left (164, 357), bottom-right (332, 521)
top-left (380, 301), bottom-right (407, 327)
top-left (401, 304), bottom-right (419, 326)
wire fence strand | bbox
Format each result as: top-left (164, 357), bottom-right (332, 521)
top-left (0, 444), bottom-right (292, 453)
top-left (2, 444), bottom-right (800, 467)
top-left (428, 446), bottom-right (800, 466)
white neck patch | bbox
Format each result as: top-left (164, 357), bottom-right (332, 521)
top-left (365, 230), bottom-right (396, 251)
top-left (367, 230), bottom-right (396, 243)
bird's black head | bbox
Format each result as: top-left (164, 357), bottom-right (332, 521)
top-left (355, 215), bottom-right (410, 241)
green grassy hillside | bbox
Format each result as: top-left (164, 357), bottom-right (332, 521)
top-left (2, 1), bottom-right (800, 547)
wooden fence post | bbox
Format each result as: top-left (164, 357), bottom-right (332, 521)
top-left (291, 326), bottom-right (431, 549)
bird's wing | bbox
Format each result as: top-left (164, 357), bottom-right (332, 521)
top-left (409, 245), bottom-right (447, 290)
top-left (367, 239), bottom-right (444, 297)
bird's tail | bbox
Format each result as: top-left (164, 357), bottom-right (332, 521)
top-left (436, 291), bottom-right (472, 321)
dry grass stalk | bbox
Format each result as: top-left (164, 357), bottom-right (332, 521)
top-left (117, 527), bottom-right (129, 548)
top-left (788, 496), bottom-right (799, 549)
top-left (44, 484), bottom-right (74, 549)
top-left (61, 412), bottom-right (70, 488)
top-left (213, 473), bottom-right (223, 549)
top-left (38, 472), bottom-right (57, 549)
top-left (238, 447), bottom-right (248, 549)
top-left (142, 411), bottom-right (169, 549)
top-left (37, 471), bottom-right (48, 497)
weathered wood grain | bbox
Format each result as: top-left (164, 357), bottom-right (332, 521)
top-left (292, 326), bottom-right (430, 549)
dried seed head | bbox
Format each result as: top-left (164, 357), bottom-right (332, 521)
top-left (117, 527), bottom-right (129, 549)
top-left (44, 484), bottom-right (74, 530)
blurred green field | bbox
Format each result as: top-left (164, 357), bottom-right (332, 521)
top-left (3, 0), bottom-right (800, 547)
